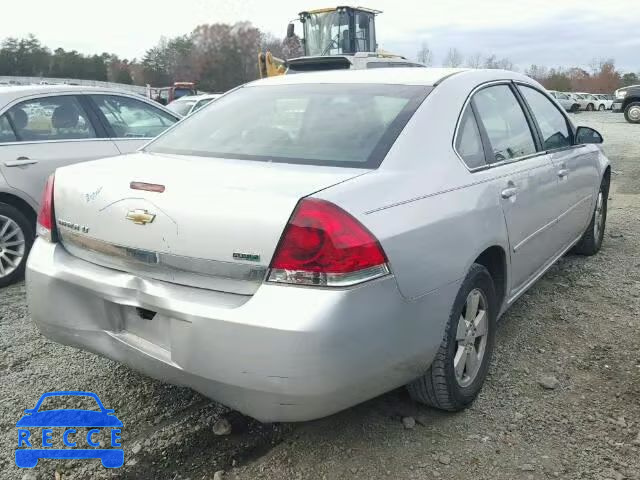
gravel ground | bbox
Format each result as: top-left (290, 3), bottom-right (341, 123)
top-left (1, 111), bottom-right (638, 480)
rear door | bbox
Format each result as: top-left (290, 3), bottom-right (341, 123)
top-left (517, 84), bottom-right (598, 245)
top-left (87, 94), bottom-right (179, 154)
top-left (470, 83), bottom-right (565, 295)
top-left (0, 94), bottom-right (119, 204)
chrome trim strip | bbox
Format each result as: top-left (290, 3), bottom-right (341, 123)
top-left (58, 229), bottom-right (266, 294)
top-left (512, 193), bottom-right (592, 253)
top-left (512, 217), bottom-right (558, 253)
top-left (557, 194), bottom-right (593, 221)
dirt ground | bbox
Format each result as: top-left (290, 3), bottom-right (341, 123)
top-left (1, 111), bottom-right (638, 480)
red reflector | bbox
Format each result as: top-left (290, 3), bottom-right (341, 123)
top-left (130, 181), bottom-right (165, 193)
top-left (270, 198), bottom-right (387, 274)
top-left (36, 174), bottom-right (55, 241)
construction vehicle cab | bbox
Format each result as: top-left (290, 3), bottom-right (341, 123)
top-left (258, 6), bottom-right (422, 78)
top-left (296, 6), bottom-right (378, 56)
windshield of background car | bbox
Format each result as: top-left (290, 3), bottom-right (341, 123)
top-left (146, 83), bottom-right (431, 168)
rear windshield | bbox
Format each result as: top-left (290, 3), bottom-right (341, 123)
top-left (146, 83), bottom-right (431, 168)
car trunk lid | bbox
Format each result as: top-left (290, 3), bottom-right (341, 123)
top-left (54, 152), bottom-right (368, 295)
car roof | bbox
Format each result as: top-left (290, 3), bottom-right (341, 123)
top-left (0, 84), bottom-right (147, 105)
top-left (248, 67), bottom-right (533, 88)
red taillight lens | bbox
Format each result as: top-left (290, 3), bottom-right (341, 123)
top-left (36, 174), bottom-right (56, 242)
top-left (268, 198), bottom-right (389, 287)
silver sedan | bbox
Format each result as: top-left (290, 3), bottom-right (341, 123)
top-left (26, 68), bottom-right (610, 422)
top-left (0, 85), bottom-right (180, 286)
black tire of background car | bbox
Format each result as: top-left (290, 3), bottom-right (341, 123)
top-left (0, 203), bottom-right (34, 288)
top-left (624, 102), bottom-right (640, 124)
top-left (598, 104), bottom-right (605, 111)
top-left (573, 176), bottom-right (609, 256)
top-left (407, 263), bottom-right (498, 411)
top-left (587, 103), bottom-right (595, 111)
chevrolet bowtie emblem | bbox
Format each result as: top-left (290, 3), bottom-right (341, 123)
top-left (126, 209), bottom-right (156, 225)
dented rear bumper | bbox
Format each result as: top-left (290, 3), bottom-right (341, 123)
top-left (26, 239), bottom-right (457, 421)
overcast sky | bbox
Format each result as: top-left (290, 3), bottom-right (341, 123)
top-left (2, 0), bottom-right (637, 71)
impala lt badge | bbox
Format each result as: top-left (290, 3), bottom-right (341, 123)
top-left (125, 209), bottom-right (156, 225)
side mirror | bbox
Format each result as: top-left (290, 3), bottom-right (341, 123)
top-left (575, 126), bottom-right (603, 145)
top-left (287, 23), bottom-right (295, 38)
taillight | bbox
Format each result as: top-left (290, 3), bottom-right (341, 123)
top-left (268, 198), bottom-right (390, 287)
top-left (36, 174), bottom-right (56, 242)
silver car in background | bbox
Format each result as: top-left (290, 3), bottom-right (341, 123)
top-left (166, 93), bottom-right (222, 117)
top-left (27, 68), bottom-right (610, 422)
top-left (547, 90), bottom-right (580, 112)
top-left (0, 85), bottom-right (180, 286)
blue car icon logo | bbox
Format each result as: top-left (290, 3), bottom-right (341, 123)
top-left (16, 391), bottom-right (123, 468)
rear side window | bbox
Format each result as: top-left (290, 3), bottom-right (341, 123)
top-left (0, 114), bottom-right (17, 142)
top-left (519, 86), bottom-right (572, 150)
top-left (6, 96), bottom-right (96, 142)
top-left (91, 95), bottom-right (177, 138)
top-left (146, 84), bottom-right (431, 168)
top-left (455, 106), bottom-right (486, 168)
top-left (473, 85), bottom-right (536, 162)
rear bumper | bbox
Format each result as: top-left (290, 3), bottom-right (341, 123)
top-left (26, 240), bottom-right (458, 422)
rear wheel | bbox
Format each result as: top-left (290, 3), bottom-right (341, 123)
top-left (624, 102), bottom-right (640, 124)
top-left (0, 203), bottom-right (34, 287)
top-left (586, 103), bottom-right (595, 111)
top-left (407, 264), bottom-right (497, 411)
top-left (574, 177), bottom-right (608, 256)
top-left (598, 104), bottom-right (605, 111)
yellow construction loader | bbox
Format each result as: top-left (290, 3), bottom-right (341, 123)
top-left (258, 6), bottom-right (421, 78)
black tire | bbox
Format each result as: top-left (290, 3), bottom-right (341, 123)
top-left (571, 104), bottom-right (580, 113)
top-left (598, 104), bottom-right (605, 111)
top-left (586, 103), bottom-right (594, 111)
top-left (574, 176), bottom-right (609, 256)
top-left (624, 101), bottom-right (640, 124)
top-left (407, 264), bottom-right (498, 411)
top-left (0, 203), bottom-right (34, 288)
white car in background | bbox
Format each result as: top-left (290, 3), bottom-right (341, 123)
top-left (574, 93), bottom-right (608, 111)
top-left (593, 94), bottom-right (613, 110)
top-left (166, 93), bottom-right (222, 117)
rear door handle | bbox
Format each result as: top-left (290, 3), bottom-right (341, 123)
top-left (501, 187), bottom-right (518, 199)
top-left (4, 157), bottom-right (38, 167)
top-left (558, 168), bottom-right (569, 178)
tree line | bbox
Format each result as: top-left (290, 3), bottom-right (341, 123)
top-left (418, 43), bottom-right (639, 92)
top-left (1, 32), bottom-right (638, 94)
top-left (0, 26), bottom-right (300, 92)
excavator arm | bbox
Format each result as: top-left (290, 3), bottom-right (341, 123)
top-left (258, 51), bottom-right (287, 78)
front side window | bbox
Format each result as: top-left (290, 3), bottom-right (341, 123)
top-left (455, 105), bottom-right (486, 168)
top-left (472, 85), bottom-right (536, 162)
top-left (519, 86), bottom-right (572, 150)
top-left (91, 95), bottom-right (177, 138)
top-left (0, 114), bottom-right (17, 142)
top-left (146, 84), bottom-right (431, 168)
top-left (6, 96), bottom-right (96, 142)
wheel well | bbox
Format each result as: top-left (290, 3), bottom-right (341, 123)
top-left (622, 97), bottom-right (640, 109)
top-left (0, 193), bottom-right (37, 224)
top-left (474, 246), bottom-right (507, 308)
top-left (603, 166), bottom-right (611, 194)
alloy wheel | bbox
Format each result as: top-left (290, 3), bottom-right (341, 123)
top-left (0, 214), bottom-right (26, 279)
top-left (628, 106), bottom-right (640, 122)
top-left (454, 288), bottom-right (489, 388)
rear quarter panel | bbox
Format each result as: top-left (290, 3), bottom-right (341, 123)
top-left (317, 70), bottom-right (516, 300)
